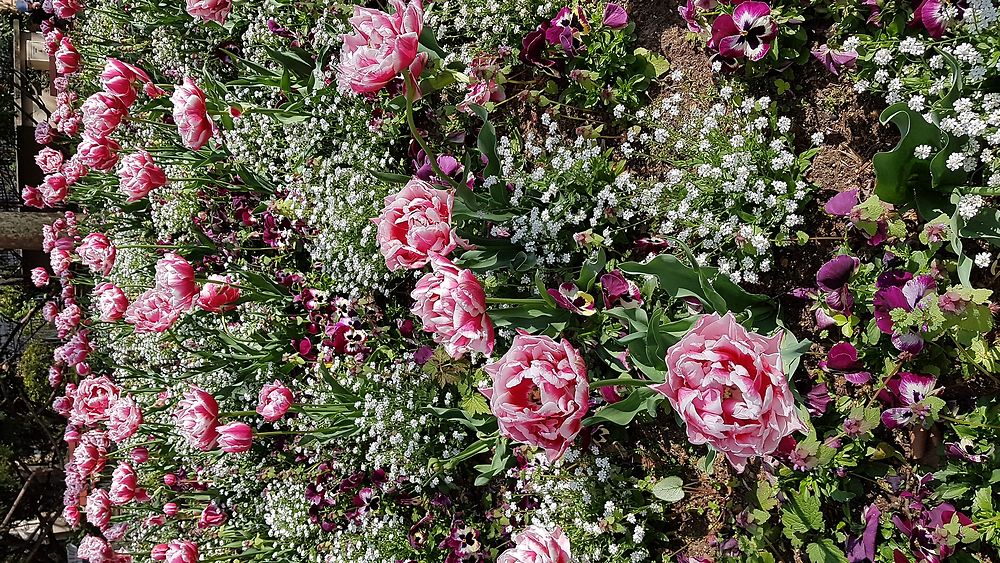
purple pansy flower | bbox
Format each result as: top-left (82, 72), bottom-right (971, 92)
top-left (709, 1), bottom-right (778, 62)
top-left (812, 44), bottom-right (858, 75)
top-left (846, 504), bottom-right (881, 563)
top-left (880, 373), bottom-right (939, 429)
top-left (600, 270), bottom-right (642, 309)
top-left (909, 0), bottom-right (962, 39)
top-left (548, 282), bottom-right (597, 316)
top-left (545, 7), bottom-right (588, 55)
top-left (679, 0), bottom-right (703, 32)
top-left (602, 3), bottom-right (629, 28)
top-left (825, 189), bottom-right (860, 216)
top-left (816, 254), bottom-right (859, 314)
top-left (892, 503), bottom-right (974, 563)
top-left (807, 383), bottom-right (832, 416)
top-left (872, 273), bottom-right (936, 354)
top-left (823, 342), bottom-right (872, 385)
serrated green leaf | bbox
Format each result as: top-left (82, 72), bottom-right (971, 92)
top-left (806, 539), bottom-right (848, 563)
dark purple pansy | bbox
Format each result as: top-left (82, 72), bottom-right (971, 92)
top-left (846, 503), bottom-right (881, 563)
top-left (817, 255), bottom-right (859, 292)
top-left (600, 270), bottom-right (642, 309)
top-left (709, 1), bottom-right (778, 61)
top-left (545, 7), bottom-right (588, 55)
top-left (602, 3), bottom-right (629, 28)
top-left (872, 274), bottom-right (936, 353)
top-left (826, 342), bottom-right (861, 371)
top-left (909, 0), bottom-right (957, 38)
top-left (944, 440), bottom-right (989, 463)
top-left (520, 24), bottom-right (553, 67)
top-left (807, 383), bottom-right (832, 416)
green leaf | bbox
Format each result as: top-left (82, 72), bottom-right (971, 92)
top-left (460, 392), bottom-right (491, 416)
top-left (467, 104), bottom-right (502, 180)
top-left (873, 103), bottom-right (943, 204)
top-left (584, 386), bottom-right (660, 426)
top-left (806, 540), bottom-right (848, 563)
top-left (782, 485), bottom-right (824, 540)
top-left (651, 476), bottom-right (685, 503)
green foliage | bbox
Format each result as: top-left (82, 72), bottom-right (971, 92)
top-left (16, 339), bottom-right (54, 404)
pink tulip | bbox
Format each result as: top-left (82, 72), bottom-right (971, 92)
top-left (175, 385), bottom-right (220, 451)
top-left (54, 37), bottom-right (80, 75)
top-left (498, 525), bottom-right (572, 563)
top-left (196, 275), bottom-right (240, 312)
top-left (30, 267), bottom-right (49, 287)
top-left (256, 380), bottom-right (293, 422)
top-left (94, 282), bottom-right (129, 322)
top-left (482, 332), bottom-right (589, 462)
top-left (51, 0), bottom-right (82, 18)
top-left (336, 0), bottom-right (427, 94)
top-left (108, 394), bottom-right (143, 443)
top-left (21, 185), bottom-right (43, 208)
top-left (650, 312), bottom-right (805, 471)
top-left (100, 58), bottom-right (155, 104)
top-left (73, 431), bottom-right (110, 478)
top-left (410, 254), bottom-right (495, 358)
top-left (124, 289), bottom-right (182, 333)
top-left (198, 502), bottom-right (227, 528)
top-left (171, 78), bottom-right (217, 150)
top-left (70, 375), bottom-right (121, 427)
top-left (63, 505), bottom-right (81, 528)
top-left (35, 147), bottom-right (64, 174)
top-left (76, 135), bottom-right (121, 172)
top-left (373, 178), bottom-right (460, 271)
top-left (151, 544), bottom-right (169, 561)
top-left (85, 488), bottom-right (111, 529)
top-left (81, 91), bottom-right (127, 139)
top-left (217, 421), bottom-right (253, 453)
top-left (164, 540), bottom-right (199, 563)
top-left (109, 462), bottom-right (137, 505)
top-left (155, 252), bottom-right (199, 310)
top-left (77, 232), bottom-right (117, 277)
top-left (163, 502), bottom-right (179, 516)
top-left (77, 536), bottom-right (113, 563)
top-left (185, 0), bottom-right (232, 24)
top-left (39, 173), bottom-right (68, 207)
top-left (118, 150), bottom-right (166, 202)
top-left (131, 446), bottom-right (149, 464)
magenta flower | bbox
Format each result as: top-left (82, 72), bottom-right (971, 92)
top-left (602, 3), bottom-right (629, 28)
top-left (710, 1), bottom-right (778, 62)
top-left (872, 273), bottom-right (936, 354)
top-left (548, 282), bottom-right (597, 316)
top-left (600, 270), bottom-right (642, 309)
top-left (679, 0), bottom-right (703, 32)
top-left (909, 0), bottom-right (958, 38)
top-left (812, 44), bottom-right (858, 75)
top-left (846, 504), bottom-right (881, 563)
top-left (336, 0), bottom-right (427, 95)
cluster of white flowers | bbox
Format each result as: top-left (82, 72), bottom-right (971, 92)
top-left (630, 87), bottom-right (813, 282)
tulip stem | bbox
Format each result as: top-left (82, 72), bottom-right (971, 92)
top-left (484, 297), bottom-right (547, 305)
top-left (403, 71), bottom-right (463, 192)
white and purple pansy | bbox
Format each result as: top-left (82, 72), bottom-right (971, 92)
top-left (909, 0), bottom-right (961, 39)
top-left (710, 1), bottom-right (778, 62)
top-left (880, 372), bottom-right (939, 429)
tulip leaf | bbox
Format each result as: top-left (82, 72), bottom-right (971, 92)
top-left (584, 386), bottom-right (661, 427)
top-left (873, 102), bottom-right (943, 205)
